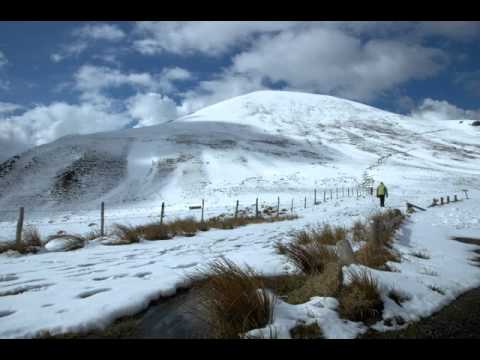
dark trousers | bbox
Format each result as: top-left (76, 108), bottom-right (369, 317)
top-left (379, 195), bottom-right (385, 207)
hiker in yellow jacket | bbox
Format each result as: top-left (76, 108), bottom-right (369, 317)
top-left (376, 182), bottom-right (388, 207)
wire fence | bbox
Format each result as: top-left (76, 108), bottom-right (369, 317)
top-left (0, 184), bottom-right (375, 239)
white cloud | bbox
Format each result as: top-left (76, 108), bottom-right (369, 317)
top-left (162, 67), bottom-right (192, 81)
top-left (73, 23), bottom-right (126, 42)
top-left (230, 27), bottom-right (447, 101)
top-left (410, 98), bottom-right (480, 120)
top-left (0, 102), bottom-right (22, 114)
top-left (132, 21), bottom-right (302, 56)
top-left (127, 93), bottom-right (179, 127)
top-left (74, 65), bottom-right (192, 100)
top-left (179, 71), bottom-right (267, 114)
top-left (51, 24), bottom-right (125, 63)
top-left (0, 102), bottom-right (131, 160)
top-left (51, 41), bottom-right (88, 62)
top-left (74, 64), bottom-right (155, 93)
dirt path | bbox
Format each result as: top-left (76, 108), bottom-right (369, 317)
top-left (361, 286), bottom-right (480, 339)
top-left (362, 236), bottom-right (480, 339)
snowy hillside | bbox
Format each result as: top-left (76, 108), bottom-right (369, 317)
top-left (0, 90), bottom-right (479, 221)
top-left (1, 90), bottom-right (480, 339)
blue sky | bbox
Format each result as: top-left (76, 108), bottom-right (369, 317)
top-left (1, 21), bottom-right (480, 160)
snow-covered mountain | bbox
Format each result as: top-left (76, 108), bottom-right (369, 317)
top-left (1, 90), bottom-right (479, 211)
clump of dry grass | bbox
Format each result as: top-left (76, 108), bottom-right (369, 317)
top-left (294, 224), bottom-right (347, 247)
top-left (137, 222), bottom-right (171, 240)
top-left (261, 274), bottom-right (307, 299)
top-left (290, 321), bottom-right (323, 339)
top-left (281, 241), bottom-right (339, 275)
top-left (351, 220), bottom-right (368, 243)
top-left (0, 226), bottom-right (44, 254)
top-left (353, 209), bottom-right (404, 270)
top-left (168, 217), bottom-right (199, 237)
top-left (111, 224), bottom-right (141, 244)
top-left (355, 239), bottom-right (400, 270)
top-left (338, 269), bottom-right (384, 325)
top-left (286, 263), bottom-right (342, 304)
top-left (190, 258), bottom-right (275, 339)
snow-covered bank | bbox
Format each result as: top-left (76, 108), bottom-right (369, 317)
top-left (248, 194), bottom-right (480, 338)
top-left (1, 192), bottom-right (479, 338)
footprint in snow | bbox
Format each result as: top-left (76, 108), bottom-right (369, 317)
top-left (76, 288), bottom-right (111, 299)
top-left (0, 310), bottom-right (16, 318)
top-left (134, 272), bottom-right (152, 279)
top-left (0, 274), bottom-right (19, 282)
top-left (171, 262), bottom-right (198, 269)
top-left (113, 273), bottom-right (129, 279)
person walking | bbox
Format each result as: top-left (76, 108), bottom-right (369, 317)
top-left (376, 182), bottom-right (388, 207)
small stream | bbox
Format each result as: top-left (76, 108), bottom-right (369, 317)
top-left (131, 288), bottom-right (210, 338)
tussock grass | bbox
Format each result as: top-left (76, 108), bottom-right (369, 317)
top-left (353, 209), bottom-right (404, 270)
top-left (281, 241), bottom-right (339, 275)
top-left (338, 270), bottom-right (384, 325)
top-left (286, 264), bottom-right (342, 304)
top-left (190, 258), bottom-right (275, 339)
top-left (355, 240), bottom-right (400, 270)
top-left (111, 224), bottom-right (141, 244)
top-left (0, 226), bottom-right (43, 254)
top-left (261, 274), bottom-right (307, 299)
top-left (290, 321), bottom-right (323, 339)
top-left (168, 217), bottom-right (199, 237)
top-left (139, 222), bottom-right (171, 240)
top-left (130, 214), bottom-right (298, 242)
top-left (293, 224), bottom-right (347, 247)
top-left (352, 220), bottom-right (368, 243)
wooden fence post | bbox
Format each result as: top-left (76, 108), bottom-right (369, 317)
top-left (16, 207), bottom-right (24, 247)
top-left (440, 197), bottom-right (444, 205)
top-left (324, 190), bottom-right (326, 202)
top-left (304, 196), bottom-right (307, 209)
top-left (291, 199), bottom-right (294, 214)
top-left (235, 200), bottom-right (239, 219)
top-left (314, 189), bottom-right (317, 205)
top-left (446, 196), bottom-right (450, 204)
top-left (256, 198), bottom-right (259, 218)
top-left (348, 188), bottom-right (350, 197)
top-left (160, 202), bottom-right (165, 225)
top-left (454, 195), bottom-right (458, 202)
top-left (330, 190), bottom-right (333, 200)
top-left (277, 196), bottom-right (280, 217)
top-left (201, 199), bottom-right (205, 223)
top-left (100, 202), bottom-right (105, 237)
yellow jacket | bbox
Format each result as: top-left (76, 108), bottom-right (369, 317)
top-left (376, 183), bottom-right (388, 197)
